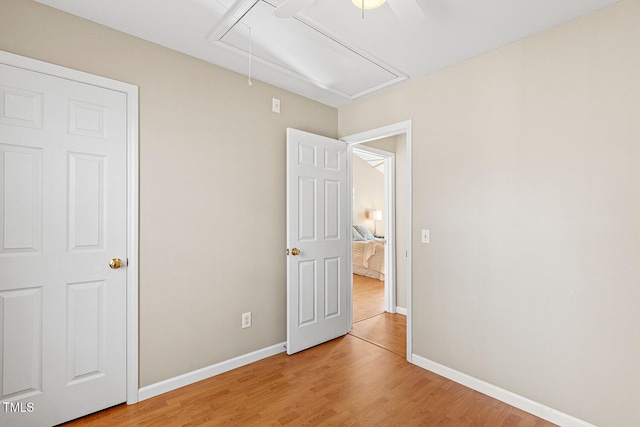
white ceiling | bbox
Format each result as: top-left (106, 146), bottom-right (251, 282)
top-left (35, 0), bottom-right (619, 108)
top-left (354, 149), bottom-right (385, 173)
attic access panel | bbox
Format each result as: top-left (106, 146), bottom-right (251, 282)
top-left (210, 0), bottom-right (406, 100)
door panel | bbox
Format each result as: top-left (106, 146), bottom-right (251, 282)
top-left (298, 260), bottom-right (317, 326)
top-left (324, 180), bottom-right (340, 239)
top-left (298, 177), bottom-right (316, 241)
top-left (68, 153), bottom-right (105, 250)
top-left (286, 128), bottom-right (349, 355)
top-left (66, 280), bottom-right (105, 385)
top-left (324, 257), bottom-right (340, 317)
top-left (0, 287), bottom-right (43, 399)
top-left (0, 145), bottom-right (43, 254)
top-left (0, 62), bottom-right (127, 427)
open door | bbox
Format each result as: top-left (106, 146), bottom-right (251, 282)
top-left (286, 128), bottom-right (350, 355)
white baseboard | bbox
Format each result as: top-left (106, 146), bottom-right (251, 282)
top-left (395, 306), bottom-right (407, 316)
top-left (138, 342), bottom-right (286, 401)
top-left (138, 342), bottom-right (592, 426)
top-left (412, 354), bottom-right (595, 427)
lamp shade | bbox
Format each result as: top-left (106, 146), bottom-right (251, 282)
top-left (369, 210), bottom-right (382, 221)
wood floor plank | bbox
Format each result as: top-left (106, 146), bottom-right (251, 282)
top-left (352, 274), bottom-right (384, 322)
top-left (64, 335), bottom-right (555, 426)
top-left (349, 312), bottom-right (406, 357)
top-left (351, 273), bottom-right (406, 357)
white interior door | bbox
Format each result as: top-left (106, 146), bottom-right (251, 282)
top-left (286, 128), bottom-right (350, 355)
top-left (0, 63), bottom-right (127, 426)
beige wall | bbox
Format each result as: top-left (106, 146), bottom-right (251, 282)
top-left (339, 1), bottom-right (640, 425)
top-left (352, 153), bottom-right (385, 233)
top-left (0, 0), bottom-right (337, 387)
top-left (4, 0), bottom-right (639, 424)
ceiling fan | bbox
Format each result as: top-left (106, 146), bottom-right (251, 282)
top-left (273, 0), bottom-right (426, 26)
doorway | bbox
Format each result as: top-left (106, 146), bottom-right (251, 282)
top-left (342, 120), bottom-right (413, 361)
top-left (350, 144), bottom-right (405, 356)
top-left (351, 145), bottom-right (394, 311)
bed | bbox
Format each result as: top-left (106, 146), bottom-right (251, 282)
top-left (352, 225), bottom-right (385, 281)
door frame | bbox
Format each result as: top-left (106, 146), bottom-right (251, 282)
top-left (342, 120), bottom-right (413, 362)
top-left (351, 145), bottom-right (396, 314)
top-left (0, 50), bottom-right (140, 403)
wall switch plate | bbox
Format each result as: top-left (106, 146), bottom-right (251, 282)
top-left (421, 229), bottom-right (430, 243)
top-left (242, 312), bottom-right (252, 329)
top-left (272, 98), bottom-right (281, 113)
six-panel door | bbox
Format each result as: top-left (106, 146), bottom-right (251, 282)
top-left (0, 63), bottom-right (127, 426)
top-left (286, 128), bottom-right (349, 355)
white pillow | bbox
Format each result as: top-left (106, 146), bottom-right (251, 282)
top-left (354, 224), bottom-right (375, 240)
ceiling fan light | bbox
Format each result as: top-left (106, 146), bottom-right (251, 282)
top-left (351, 0), bottom-right (386, 10)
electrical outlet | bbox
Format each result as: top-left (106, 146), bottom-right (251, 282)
top-left (242, 312), bottom-right (252, 329)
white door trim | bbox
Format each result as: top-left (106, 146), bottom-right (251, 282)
top-left (341, 120), bottom-right (413, 363)
top-left (351, 145), bottom-right (396, 314)
top-left (0, 50), bottom-right (140, 404)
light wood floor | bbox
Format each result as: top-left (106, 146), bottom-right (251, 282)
top-left (350, 274), bottom-right (406, 357)
top-left (350, 312), bottom-right (406, 358)
top-left (352, 273), bottom-right (385, 322)
top-left (64, 275), bottom-right (554, 426)
top-left (65, 335), bottom-right (553, 426)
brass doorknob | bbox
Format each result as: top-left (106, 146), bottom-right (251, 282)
top-left (109, 258), bottom-right (122, 269)
top-left (291, 248), bottom-right (301, 256)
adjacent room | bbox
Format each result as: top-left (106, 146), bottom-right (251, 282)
top-left (349, 138), bottom-right (409, 357)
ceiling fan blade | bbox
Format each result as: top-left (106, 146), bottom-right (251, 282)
top-left (273, 0), bottom-right (316, 18)
top-left (386, 0), bottom-right (426, 27)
